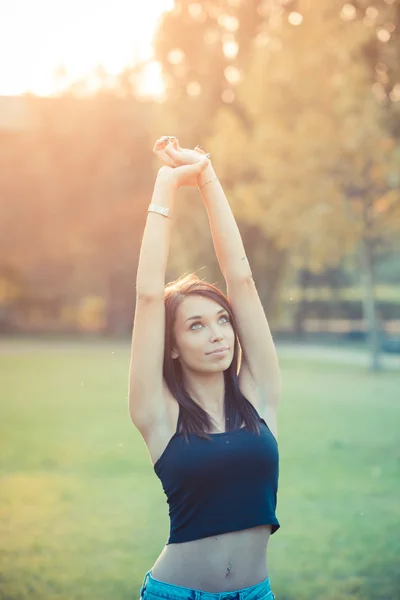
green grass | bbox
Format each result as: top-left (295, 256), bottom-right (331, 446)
top-left (0, 340), bottom-right (399, 600)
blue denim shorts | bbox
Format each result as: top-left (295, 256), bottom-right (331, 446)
top-left (139, 569), bottom-right (276, 600)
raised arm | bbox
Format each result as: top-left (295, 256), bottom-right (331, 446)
top-left (199, 157), bottom-right (281, 406)
top-left (196, 159), bottom-right (252, 282)
top-left (162, 142), bottom-right (282, 410)
top-left (161, 142), bottom-right (251, 282)
top-left (129, 140), bottom-right (209, 433)
top-left (136, 137), bottom-right (210, 297)
top-left (135, 168), bottom-right (175, 299)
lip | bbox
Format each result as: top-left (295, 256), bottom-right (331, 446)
top-left (207, 347), bottom-right (229, 355)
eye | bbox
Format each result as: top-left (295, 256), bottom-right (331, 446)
top-left (190, 314), bottom-right (230, 330)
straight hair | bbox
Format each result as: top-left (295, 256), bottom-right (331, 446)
top-left (163, 273), bottom-right (261, 444)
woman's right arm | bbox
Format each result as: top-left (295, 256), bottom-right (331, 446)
top-left (129, 145), bottom-right (209, 433)
top-left (135, 138), bottom-right (210, 299)
top-left (129, 169), bottom-right (176, 433)
top-left (136, 169), bottom-right (176, 298)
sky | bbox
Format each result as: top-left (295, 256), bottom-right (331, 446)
top-left (0, 0), bottom-right (174, 97)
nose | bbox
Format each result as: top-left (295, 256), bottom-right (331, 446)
top-left (209, 328), bottom-right (224, 342)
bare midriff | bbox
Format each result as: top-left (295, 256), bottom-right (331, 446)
top-left (150, 524), bottom-right (272, 593)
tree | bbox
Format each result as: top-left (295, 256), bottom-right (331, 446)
top-left (153, 0), bottom-right (400, 369)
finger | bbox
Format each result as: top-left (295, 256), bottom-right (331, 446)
top-left (153, 138), bottom-right (168, 152)
top-left (194, 145), bottom-right (207, 155)
top-left (155, 148), bottom-right (178, 168)
top-left (169, 137), bottom-right (180, 151)
top-left (177, 157), bottom-right (210, 178)
top-left (153, 140), bottom-right (178, 167)
top-left (197, 156), bottom-right (210, 172)
top-left (153, 136), bottom-right (177, 152)
top-left (160, 150), bottom-right (177, 168)
top-left (164, 143), bottom-right (184, 164)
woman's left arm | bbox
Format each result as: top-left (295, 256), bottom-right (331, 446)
top-left (161, 141), bottom-right (281, 405)
top-left (197, 162), bottom-right (251, 281)
top-left (198, 162), bottom-right (282, 407)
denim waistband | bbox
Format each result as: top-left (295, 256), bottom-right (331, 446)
top-left (139, 569), bottom-right (274, 600)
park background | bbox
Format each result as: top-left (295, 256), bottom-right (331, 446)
top-left (1, 1), bottom-right (399, 599)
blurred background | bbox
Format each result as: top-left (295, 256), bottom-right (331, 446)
top-left (1, 1), bottom-right (399, 599)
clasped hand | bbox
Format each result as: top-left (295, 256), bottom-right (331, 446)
top-left (153, 136), bottom-right (210, 188)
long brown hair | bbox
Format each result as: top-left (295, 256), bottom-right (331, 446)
top-left (163, 273), bottom-right (261, 443)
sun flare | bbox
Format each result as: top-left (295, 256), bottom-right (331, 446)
top-left (0, 0), bottom-right (174, 97)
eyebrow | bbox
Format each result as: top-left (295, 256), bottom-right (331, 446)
top-left (185, 308), bottom-right (226, 323)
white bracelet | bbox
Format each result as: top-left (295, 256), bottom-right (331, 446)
top-left (148, 204), bottom-right (171, 219)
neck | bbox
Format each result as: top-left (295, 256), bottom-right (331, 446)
top-left (182, 370), bottom-right (225, 416)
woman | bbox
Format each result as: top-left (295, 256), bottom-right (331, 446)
top-left (129, 136), bottom-right (281, 600)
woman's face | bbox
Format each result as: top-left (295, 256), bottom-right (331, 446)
top-left (172, 294), bottom-right (235, 373)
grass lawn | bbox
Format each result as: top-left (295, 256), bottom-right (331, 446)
top-left (0, 339), bottom-right (399, 600)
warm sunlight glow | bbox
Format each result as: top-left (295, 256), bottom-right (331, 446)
top-left (0, 0), bottom-right (174, 97)
top-left (136, 61), bottom-right (167, 101)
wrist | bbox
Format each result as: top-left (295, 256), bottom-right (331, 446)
top-left (155, 168), bottom-right (178, 193)
top-left (197, 163), bottom-right (216, 188)
top-left (152, 169), bottom-right (177, 209)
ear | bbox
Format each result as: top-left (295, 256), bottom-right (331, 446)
top-left (171, 348), bottom-right (179, 359)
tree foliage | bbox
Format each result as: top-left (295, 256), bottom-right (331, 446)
top-left (1, 0), bottom-right (399, 343)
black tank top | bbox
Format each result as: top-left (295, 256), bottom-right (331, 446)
top-left (153, 397), bottom-right (280, 544)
